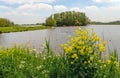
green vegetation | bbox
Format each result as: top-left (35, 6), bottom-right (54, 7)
top-left (0, 18), bottom-right (14, 27)
top-left (0, 17), bottom-right (49, 33)
top-left (0, 26), bottom-right (49, 33)
top-left (45, 11), bottom-right (90, 27)
top-left (0, 28), bottom-right (120, 78)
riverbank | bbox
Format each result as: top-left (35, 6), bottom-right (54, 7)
top-left (0, 26), bottom-right (49, 33)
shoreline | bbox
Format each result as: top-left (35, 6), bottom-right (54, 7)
top-left (0, 26), bottom-right (49, 34)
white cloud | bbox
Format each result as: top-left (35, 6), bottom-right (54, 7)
top-left (18, 3), bottom-right (52, 11)
top-left (0, 3), bottom-right (53, 24)
top-left (83, 5), bottom-right (120, 22)
top-left (0, 5), bottom-right (12, 11)
top-left (93, 0), bottom-right (120, 3)
top-left (70, 7), bottom-right (80, 11)
top-left (1, 0), bottom-right (55, 4)
top-left (54, 5), bottom-right (68, 12)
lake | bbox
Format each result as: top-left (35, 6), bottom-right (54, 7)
top-left (0, 25), bottom-right (120, 54)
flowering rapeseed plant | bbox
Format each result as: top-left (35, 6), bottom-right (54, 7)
top-left (61, 27), bottom-right (110, 78)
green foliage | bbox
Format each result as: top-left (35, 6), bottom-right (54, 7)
top-left (46, 11), bottom-right (90, 26)
top-left (45, 16), bottom-right (56, 27)
top-left (0, 18), bottom-right (14, 27)
top-left (0, 26), bottom-right (48, 33)
top-left (0, 45), bottom-right (69, 78)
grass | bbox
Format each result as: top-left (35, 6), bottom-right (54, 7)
top-left (0, 25), bottom-right (49, 33)
top-left (0, 28), bottom-right (120, 78)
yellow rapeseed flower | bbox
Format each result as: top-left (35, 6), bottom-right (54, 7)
top-left (80, 49), bottom-right (84, 55)
top-left (107, 60), bottom-right (111, 64)
top-left (90, 57), bottom-right (94, 61)
top-left (103, 41), bottom-right (107, 45)
top-left (98, 60), bottom-right (102, 63)
top-left (103, 64), bottom-right (106, 68)
top-left (114, 61), bottom-right (119, 66)
top-left (98, 44), bottom-right (105, 52)
top-left (71, 53), bottom-right (78, 59)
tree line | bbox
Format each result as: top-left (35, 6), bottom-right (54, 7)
top-left (0, 18), bottom-right (14, 27)
top-left (45, 11), bottom-right (90, 27)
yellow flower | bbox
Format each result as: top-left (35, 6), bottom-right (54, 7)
top-left (84, 61), bottom-right (87, 64)
top-left (78, 27), bottom-right (82, 30)
top-left (114, 61), bottom-right (119, 66)
top-left (107, 60), bottom-right (111, 64)
top-left (90, 57), bottom-right (94, 61)
top-left (68, 46), bottom-right (73, 52)
top-left (98, 60), bottom-right (102, 63)
top-left (103, 64), bottom-right (106, 68)
top-left (103, 41), bottom-right (107, 45)
top-left (71, 53), bottom-right (78, 59)
top-left (80, 49), bottom-right (84, 55)
top-left (70, 62), bottom-right (74, 65)
top-left (98, 44), bottom-right (105, 52)
top-left (88, 60), bottom-right (90, 63)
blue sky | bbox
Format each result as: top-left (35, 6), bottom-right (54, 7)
top-left (0, 0), bottom-right (120, 24)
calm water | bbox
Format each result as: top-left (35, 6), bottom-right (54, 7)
top-left (0, 25), bottom-right (120, 54)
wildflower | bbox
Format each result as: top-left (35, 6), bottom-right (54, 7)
top-left (90, 57), bottom-right (94, 61)
top-left (71, 53), bottom-right (78, 59)
top-left (78, 27), bottom-right (82, 30)
top-left (88, 60), bottom-right (91, 63)
top-left (98, 44), bottom-right (105, 52)
top-left (107, 60), bottom-right (111, 64)
top-left (84, 61), bottom-right (87, 64)
top-left (114, 61), bottom-right (119, 66)
top-left (103, 41), bottom-right (107, 45)
top-left (70, 62), bottom-right (74, 65)
top-left (80, 49), bottom-right (84, 55)
top-left (98, 60), bottom-right (102, 63)
top-left (103, 64), bottom-right (106, 68)
top-left (68, 46), bottom-right (73, 52)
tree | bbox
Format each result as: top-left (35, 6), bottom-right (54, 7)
top-left (0, 18), bottom-right (14, 27)
top-left (45, 11), bottom-right (90, 26)
top-left (45, 16), bottom-right (56, 27)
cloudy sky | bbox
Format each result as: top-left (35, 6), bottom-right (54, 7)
top-left (0, 0), bottom-right (120, 24)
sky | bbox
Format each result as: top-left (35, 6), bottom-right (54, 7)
top-left (0, 0), bottom-right (120, 24)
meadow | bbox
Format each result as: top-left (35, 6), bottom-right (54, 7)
top-left (0, 28), bottom-right (120, 78)
top-left (0, 26), bottom-right (49, 33)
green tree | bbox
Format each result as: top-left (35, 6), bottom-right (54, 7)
top-left (45, 11), bottom-right (90, 26)
top-left (45, 16), bottom-right (56, 27)
top-left (0, 18), bottom-right (14, 27)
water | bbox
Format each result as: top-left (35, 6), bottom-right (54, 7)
top-left (0, 25), bottom-right (120, 54)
